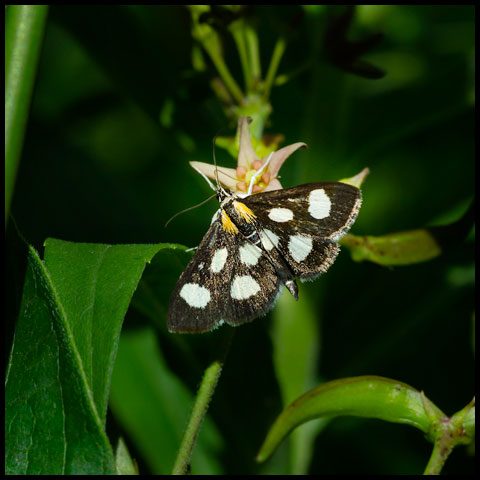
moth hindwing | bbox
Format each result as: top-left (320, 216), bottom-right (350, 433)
top-left (168, 182), bottom-right (361, 333)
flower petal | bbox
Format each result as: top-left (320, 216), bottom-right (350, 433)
top-left (190, 161), bottom-right (238, 190)
top-left (237, 116), bottom-right (260, 168)
top-left (263, 178), bottom-right (283, 192)
top-left (268, 142), bottom-right (307, 177)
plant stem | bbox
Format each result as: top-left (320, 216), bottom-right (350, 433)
top-left (245, 25), bottom-right (261, 82)
top-left (262, 37), bottom-right (286, 102)
top-left (423, 433), bottom-right (455, 475)
top-left (171, 328), bottom-right (235, 475)
top-left (231, 26), bottom-right (252, 92)
top-left (423, 398), bottom-right (475, 475)
top-left (203, 42), bottom-right (245, 105)
top-left (5, 5), bottom-right (49, 226)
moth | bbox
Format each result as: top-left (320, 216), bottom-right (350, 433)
top-left (168, 165), bottom-right (362, 333)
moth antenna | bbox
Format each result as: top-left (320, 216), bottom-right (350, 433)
top-left (165, 193), bottom-right (217, 228)
top-left (212, 135), bottom-right (221, 189)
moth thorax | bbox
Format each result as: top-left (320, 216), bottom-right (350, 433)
top-left (221, 209), bottom-right (239, 235)
top-left (233, 201), bottom-right (256, 223)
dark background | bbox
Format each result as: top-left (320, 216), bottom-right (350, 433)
top-left (7, 5), bottom-right (475, 475)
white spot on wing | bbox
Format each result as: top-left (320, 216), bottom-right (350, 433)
top-left (268, 208), bottom-right (294, 222)
top-left (210, 248), bottom-right (228, 273)
top-left (308, 189), bottom-right (331, 219)
top-left (288, 235), bottom-right (313, 262)
top-left (260, 229), bottom-right (280, 251)
top-left (231, 275), bottom-right (260, 300)
top-left (239, 243), bottom-right (262, 265)
top-left (180, 283), bottom-right (211, 308)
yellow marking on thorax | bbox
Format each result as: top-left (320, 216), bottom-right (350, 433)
top-left (233, 201), bottom-right (256, 223)
top-left (221, 210), bottom-right (239, 235)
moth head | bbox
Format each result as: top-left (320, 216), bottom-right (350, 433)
top-left (216, 185), bottom-right (232, 203)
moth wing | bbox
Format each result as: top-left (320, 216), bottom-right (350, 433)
top-left (243, 182), bottom-right (361, 280)
top-left (168, 217), bottom-right (233, 333)
top-left (244, 182), bottom-right (361, 240)
top-left (168, 214), bottom-right (282, 333)
top-left (223, 239), bottom-right (282, 327)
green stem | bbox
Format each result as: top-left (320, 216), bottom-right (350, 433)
top-left (423, 434), bottom-right (455, 475)
top-left (263, 37), bottom-right (287, 102)
top-left (231, 26), bottom-right (252, 92)
top-left (245, 25), bottom-right (261, 82)
top-left (203, 41), bottom-right (245, 105)
top-left (171, 328), bottom-right (235, 475)
top-left (5, 5), bottom-right (49, 226)
top-left (423, 398), bottom-right (475, 475)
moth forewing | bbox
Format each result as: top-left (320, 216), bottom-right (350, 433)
top-left (167, 220), bottom-right (230, 333)
top-left (167, 214), bottom-right (282, 333)
top-left (243, 182), bottom-right (362, 240)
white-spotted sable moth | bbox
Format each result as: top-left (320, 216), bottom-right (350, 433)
top-left (168, 160), bottom-right (361, 334)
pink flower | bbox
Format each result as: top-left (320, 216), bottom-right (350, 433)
top-left (190, 116), bottom-right (307, 194)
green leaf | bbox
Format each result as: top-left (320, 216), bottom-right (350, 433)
top-left (341, 230), bottom-right (442, 266)
top-left (5, 5), bottom-right (49, 224)
top-left (131, 246), bottom-right (192, 331)
top-left (109, 328), bottom-right (223, 475)
top-left (6, 239), bottom-right (186, 474)
top-left (43, 238), bottom-right (183, 423)
top-left (5, 246), bottom-right (116, 475)
top-left (340, 201), bottom-right (474, 266)
top-left (256, 375), bottom-right (445, 463)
